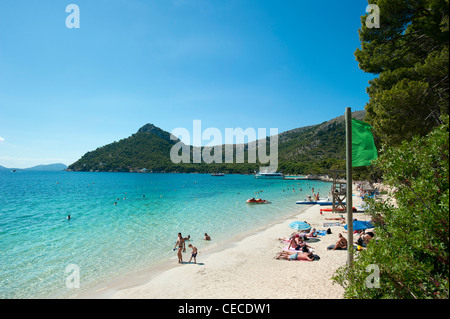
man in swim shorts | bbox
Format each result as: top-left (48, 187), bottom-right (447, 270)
top-left (188, 244), bottom-right (198, 263)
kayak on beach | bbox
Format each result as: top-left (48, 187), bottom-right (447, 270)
top-left (320, 207), bottom-right (356, 212)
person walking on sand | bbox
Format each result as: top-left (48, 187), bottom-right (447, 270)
top-left (188, 244), bottom-right (198, 263)
top-left (173, 233), bottom-right (185, 263)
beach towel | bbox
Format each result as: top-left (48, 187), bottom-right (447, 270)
top-left (323, 222), bottom-right (341, 227)
top-left (327, 245), bottom-right (348, 250)
top-left (316, 230), bottom-right (328, 236)
top-left (283, 246), bottom-right (299, 252)
top-left (327, 245), bottom-right (358, 250)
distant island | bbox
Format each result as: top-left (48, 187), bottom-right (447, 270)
top-left (67, 111), bottom-right (366, 176)
top-left (0, 163), bottom-right (68, 172)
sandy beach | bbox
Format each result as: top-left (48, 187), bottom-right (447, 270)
top-left (85, 184), bottom-right (371, 299)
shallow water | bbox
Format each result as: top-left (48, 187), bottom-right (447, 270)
top-left (0, 171), bottom-right (331, 298)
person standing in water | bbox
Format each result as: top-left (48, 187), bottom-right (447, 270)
top-left (173, 233), bottom-right (185, 263)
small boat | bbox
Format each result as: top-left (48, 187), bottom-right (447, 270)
top-left (296, 197), bottom-right (331, 205)
top-left (211, 173), bottom-right (225, 176)
top-left (296, 200), bottom-right (320, 205)
top-left (246, 198), bottom-right (271, 204)
top-left (318, 201), bottom-right (346, 206)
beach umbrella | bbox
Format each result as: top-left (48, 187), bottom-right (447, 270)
top-left (289, 221), bottom-right (312, 231)
top-left (344, 220), bottom-right (374, 231)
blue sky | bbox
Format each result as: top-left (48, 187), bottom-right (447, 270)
top-left (0, 0), bottom-right (374, 168)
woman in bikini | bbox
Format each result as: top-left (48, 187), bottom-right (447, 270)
top-left (173, 233), bottom-right (185, 263)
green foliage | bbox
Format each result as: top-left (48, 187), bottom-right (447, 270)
top-left (332, 116), bottom-right (449, 298)
top-left (68, 112), bottom-right (366, 175)
top-left (356, 0), bottom-right (449, 145)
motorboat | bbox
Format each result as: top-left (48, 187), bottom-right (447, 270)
top-left (255, 171), bottom-right (284, 179)
top-left (211, 173), bottom-right (225, 176)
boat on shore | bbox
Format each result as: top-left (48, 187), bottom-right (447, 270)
top-left (320, 207), bottom-right (356, 212)
top-left (296, 200), bottom-right (324, 205)
top-left (317, 201), bottom-right (346, 206)
top-left (296, 199), bottom-right (346, 206)
top-left (296, 197), bottom-right (331, 205)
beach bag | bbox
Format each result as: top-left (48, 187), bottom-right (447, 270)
top-left (327, 228), bottom-right (332, 234)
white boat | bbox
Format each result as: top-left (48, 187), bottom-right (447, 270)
top-left (296, 197), bottom-right (332, 205)
top-left (211, 173), bottom-right (225, 176)
top-left (255, 171), bottom-right (284, 179)
top-left (296, 199), bottom-right (346, 206)
top-left (318, 201), bottom-right (346, 206)
top-left (296, 200), bottom-right (321, 205)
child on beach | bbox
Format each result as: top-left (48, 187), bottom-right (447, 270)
top-left (188, 244), bottom-right (198, 263)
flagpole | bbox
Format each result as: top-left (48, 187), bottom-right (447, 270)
top-left (345, 107), bottom-right (353, 267)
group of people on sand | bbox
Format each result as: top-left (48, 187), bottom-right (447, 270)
top-left (275, 219), bottom-right (375, 261)
top-left (276, 226), bottom-right (320, 261)
top-left (355, 230), bottom-right (374, 248)
top-left (326, 230), bottom-right (374, 251)
top-left (173, 232), bottom-right (211, 264)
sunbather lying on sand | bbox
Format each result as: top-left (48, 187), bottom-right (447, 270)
top-left (302, 228), bottom-right (317, 238)
top-left (279, 228), bottom-right (317, 243)
top-left (275, 251), bottom-right (314, 261)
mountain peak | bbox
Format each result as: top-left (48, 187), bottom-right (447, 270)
top-left (136, 123), bottom-right (176, 142)
top-left (137, 123), bottom-right (158, 133)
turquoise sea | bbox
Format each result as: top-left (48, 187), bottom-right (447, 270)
top-left (0, 171), bottom-right (332, 298)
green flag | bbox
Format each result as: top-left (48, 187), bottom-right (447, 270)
top-left (352, 118), bottom-right (378, 167)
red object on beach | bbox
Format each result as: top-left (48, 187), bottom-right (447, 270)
top-left (320, 207), bottom-right (356, 212)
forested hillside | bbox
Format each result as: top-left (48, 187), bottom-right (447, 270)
top-left (68, 111), bottom-right (365, 175)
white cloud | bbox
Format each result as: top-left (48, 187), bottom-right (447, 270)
top-left (0, 137), bottom-right (5, 143)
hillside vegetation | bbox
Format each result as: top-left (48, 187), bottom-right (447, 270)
top-left (68, 111), bottom-right (366, 175)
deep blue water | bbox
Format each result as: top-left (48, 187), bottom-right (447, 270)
top-left (0, 171), bottom-right (331, 298)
